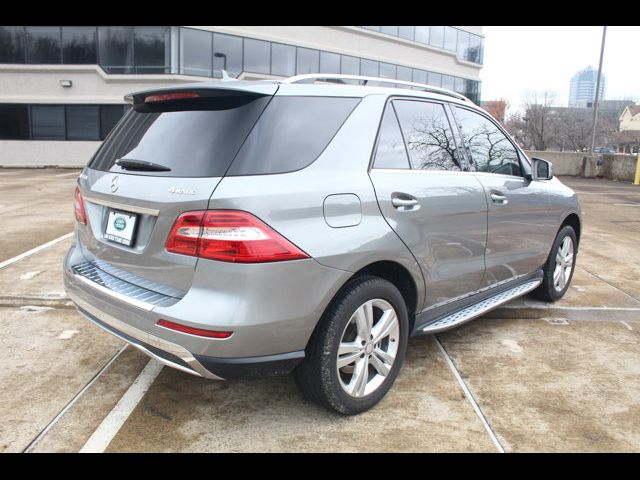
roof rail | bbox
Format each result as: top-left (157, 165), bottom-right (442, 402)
top-left (281, 73), bottom-right (472, 103)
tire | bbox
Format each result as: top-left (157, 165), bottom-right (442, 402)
top-left (294, 275), bottom-right (409, 415)
top-left (533, 225), bottom-right (578, 302)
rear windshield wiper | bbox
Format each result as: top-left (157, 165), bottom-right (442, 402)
top-left (115, 158), bottom-right (171, 172)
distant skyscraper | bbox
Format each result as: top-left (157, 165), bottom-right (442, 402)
top-left (569, 66), bottom-right (606, 108)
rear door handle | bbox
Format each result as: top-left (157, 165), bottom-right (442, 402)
top-left (391, 194), bottom-right (420, 210)
top-left (490, 192), bottom-right (508, 204)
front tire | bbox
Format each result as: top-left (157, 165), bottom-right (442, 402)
top-left (294, 275), bottom-right (409, 415)
top-left (533, 225), bottom-right (577, 302)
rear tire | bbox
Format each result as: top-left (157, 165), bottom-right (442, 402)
top-left (533, 225), bottom-right (577, 302)
top-left (294, 275), bottom-right (409, 415)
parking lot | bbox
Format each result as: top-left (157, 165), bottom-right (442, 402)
top-left (1, 168), bottom-right (639, 452)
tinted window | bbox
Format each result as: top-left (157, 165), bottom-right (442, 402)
top-left (414, 26), bottom-right (429, 44)
top-left (98, 27), bottom-right (133, 74)
top-left (296, 47), bottom-right (319, 74)
top-left (62, 27), bottom-right (97, 64)
top-left (0, 27), bottom-right (26, 63)
top-left (26, 27), bottom-right (61, 64)
top-left (179, 28), bottom-right (211, 76)
top-left (373, 105), bottom-right (410, 169)
top-left (100, 105), bottom-right (126, 140)
top-left (320, 51), bottom-right (340, 73)
top-left (429, 26), bottom-right (444, 48)
top-left (393, 100), bottom-right (460, 171)
top-left (66, 105), bottom-right (99, 140)
top-left (271, 43), bottom-right (295, 76)
top-left (89, 96), bottom-right (271, 177)
top-left (0, 104), bottom-right (30, 139)
top-left (31, 105), bottom-right (65, 140)
top-left (243, 38), bottom-right (270, 74)
top-left (229, 96), bottom-right (360, 176)
top-left (452, 107), bottom-right (521, 176)
top-left (213, 33), bottom-right (242, 78)
top-left (360, 59), bottom-right (378, 77)
top-left (134, 26), bottom-right (169, 74)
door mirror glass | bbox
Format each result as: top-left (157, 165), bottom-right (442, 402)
top-left (533, 157), bottom-right (553, 180)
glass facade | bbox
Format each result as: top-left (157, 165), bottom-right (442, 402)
top-left (362, 26), bottom-right (484, 65)
top-left (0, 26), bottom-right (482, 103)
top-left (0, 104), bottom-right (129, 141)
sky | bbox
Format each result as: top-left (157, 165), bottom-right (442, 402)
top-left (480, 26), bottom-right (640, 114)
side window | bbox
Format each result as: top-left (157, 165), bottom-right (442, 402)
top-left (372, 104), bottom-right (410, 169)
top-left (452, 106), bottom-right (522, 176)
top-left (392, 100), bottom-right (461, 171)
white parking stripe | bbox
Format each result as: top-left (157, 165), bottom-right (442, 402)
top-left (0, 232), bottom-right (73, 270)
top-left (23, 345), bottom-right (127, 453)
top-left (54, 171), bottom-right (81, 177)
top-left (434, 336), bottom-right (505, 453)
top-left (79, 359), bottom-right (163, 453)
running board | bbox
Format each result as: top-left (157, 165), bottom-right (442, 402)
top-left (420, 279), bottom-right (542, 334)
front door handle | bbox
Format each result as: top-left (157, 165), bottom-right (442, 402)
top-left (391, 193), bottom-right (420, 211)
top-left (490, 192), bottom-right (508, 204)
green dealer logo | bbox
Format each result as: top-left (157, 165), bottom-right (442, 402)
top-left (114, 217), bottom-right (126, 231)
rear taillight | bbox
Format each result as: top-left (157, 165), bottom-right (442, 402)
top-left (144, 92), bottom-right (200, 103)
top-left (165, 210), bottom-right (308, 263)
top-left (157, 319), bottom-right (232, 339)
top-left (74, 186), bottom-right (87, 225)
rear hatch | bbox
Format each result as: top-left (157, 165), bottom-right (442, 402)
top-left (76, 83), bottom-right (277, 296)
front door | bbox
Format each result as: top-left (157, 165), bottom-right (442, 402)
top-left (368, 99), bottom-right (488, 309)
top-left (450, 105), bottom-right (552, 286)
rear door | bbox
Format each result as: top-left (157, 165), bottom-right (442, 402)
top-left (450, 105), bottom-right (552, 287)
top-left (76, 85), bottom-right (276, 295)
top-left (368, 98), bottom-right (488, 308)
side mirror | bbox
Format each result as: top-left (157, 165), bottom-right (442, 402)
top-left (532, 157), bottom-right (553, 180)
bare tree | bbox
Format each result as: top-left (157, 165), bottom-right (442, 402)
top-left (519, 90), bottom-right (560, 151)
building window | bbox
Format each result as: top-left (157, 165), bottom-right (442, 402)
top-left (0, 27), bottom-right (26, 63)
top-left (414, 26), bottom-right (429, 44)
top-left (243, 38), bottom-right (270, 74)
top-left (457, 29), bottom-right (470, 61)
top-left (320, 51), bottom-right (340, 74)
top-left (213, 33), bottom-right (242, 78)
top-left (341, 55), bottom-right (359, 75)
top-left (62, 27), bottom-right (97, 64)
top-left (98, 27), bottom-right (134, 74)
top-left (412, 69), bottom-right (427, 85)
top-left (360, 58), bottom-right (379, 77)
top-left (296, 47), bottom-right (319, 75)
top-left (134, 26), bottom-right (170, 74)
top-left (271, 43), bottom-right (295, 77)
top-left (380, 26), bottom-right (399, 36)
top-left (379, 62), bottom-right (396, 80)
top-left (179, 27), bottom-right (212, 76)
top-left (26, 26), bottom-right (61, 64)
top-left (398, 26), bottom-right (415, 41)
top-left (468, 34), bottom-right (482, 63)
top-left (429, 26), bottom-right (444, 48)
top-left (444, 26), bottom-right (457, 52)
top-left (441, 75), bottom-right (455, 91)
top-left (428, 72), bottom-right (442, 87)
top-left (0, 104), bottom-right (30, 139)
top-left (396, 65), bottom-right (412, 83)
top-left (66, 105), bottom-right (100, 140)
top-left (31, 105), bottom-right (65, 140)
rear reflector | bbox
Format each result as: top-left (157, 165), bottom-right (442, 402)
top-left (144, 92), bottom-right (200, 103)
top-left (74, 186), bottom-right (87, 225)
top-left (157, 319), bottom-right (232, 339)
top-left (165, 210), bottom-right (308, 263)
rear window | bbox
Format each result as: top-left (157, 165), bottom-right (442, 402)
top-left (227, 96), bottom-right (360, 176)
top-left (88, 95), bottom-right (271, 177)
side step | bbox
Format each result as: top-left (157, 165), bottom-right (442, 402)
top-left (420, 279), bottom-right (542, 334)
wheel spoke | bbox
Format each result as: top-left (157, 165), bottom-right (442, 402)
top-left (553, 265), bottom-right (562, 286)
top-left (349, 357), bottom-right (369, 397)
top-left (337, 351), bottom-right (361, 369)
top-left (371, 309), bottom-right (397, 343)
top-left (364, 301), bottom-right (374, 337)
top-left (337, 341), bottom-right (362, 369)
top-left (556, 250), bottom-right (564, 266)
top-left (369, 352), bottom-right (391, 377)
top-left (373, 347), bottom-right (395, 364)
top-left (354, 305), bottom-right (370, 340)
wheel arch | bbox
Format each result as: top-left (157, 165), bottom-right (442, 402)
top-left (561, 213), bottom-right (581, 247)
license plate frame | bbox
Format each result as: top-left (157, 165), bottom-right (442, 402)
top-left (104, 209), bottom-right (139, 247)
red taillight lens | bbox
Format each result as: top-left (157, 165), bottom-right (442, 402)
top-left (157, 319), bottom-right (232, 339)
top-left (144, 92), bottom-right (200, 103)
top-left (74, 186), bottom-right (87, 225)
top-left (165, 210), bottom-right (308, 263)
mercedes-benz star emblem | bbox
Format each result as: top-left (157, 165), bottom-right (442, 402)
top-left (110, 175), bottom-right (120, 193)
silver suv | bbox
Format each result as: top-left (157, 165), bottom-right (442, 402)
top-left (64, 74), bottom-right (581, 415)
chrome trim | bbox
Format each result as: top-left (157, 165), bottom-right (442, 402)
top-left (83, 195), bottom-right (160, 216)
top-left (422, 279), bottom-right (542, 334)
top-left (281, 73), bottom-right (471, 102)
top-left (67, 290), bottom-right (223, 380)
top-left (72, 271), bottom-right (156, 312)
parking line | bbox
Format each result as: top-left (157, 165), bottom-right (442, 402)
top-left (54, 171), bottom-right (81, 177)
top-left (79, 359), bottom-right (163, 453)
top-left (434, 336), bottom-right (505, 453)
top-left (0, 232), bottom-right (73, 270)
top-left (23, 344), bottom-right (127, 453)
